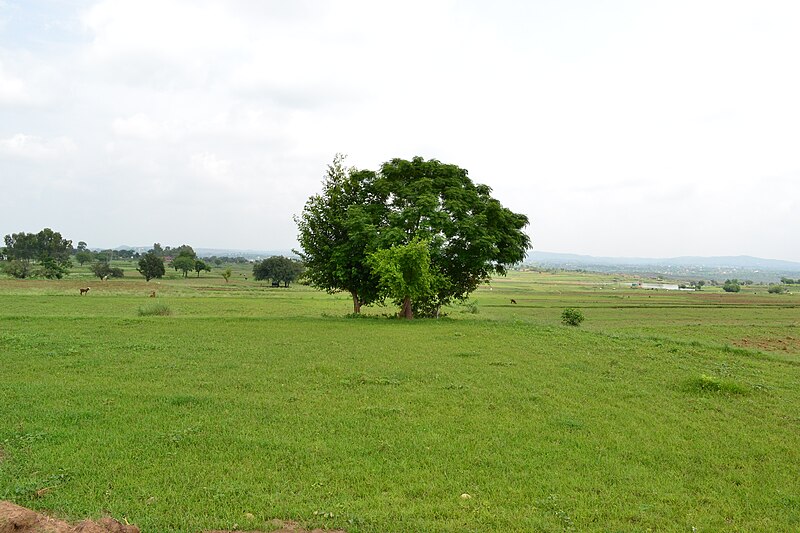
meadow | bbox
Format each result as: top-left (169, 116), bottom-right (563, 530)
top-left (1, 265), bottom-right (799, 532)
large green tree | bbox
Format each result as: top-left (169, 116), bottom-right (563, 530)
top-left (137, 252), bottom-right (165, 281)
top-left (296, 156), bottom-right (531, 316)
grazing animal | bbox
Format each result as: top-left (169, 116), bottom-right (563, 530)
top-left (510, 299), bottom-right (517, 304)
top-left (149, 290), bottom-right (156, 298)
top-left (79, 287), bottom-right (90, 295)
top-left (101, 275), bottom-right (108, 281)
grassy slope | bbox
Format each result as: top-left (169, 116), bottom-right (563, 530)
top-left (1, 271), bottom-right (799, 532)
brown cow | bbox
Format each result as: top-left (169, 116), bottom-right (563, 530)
top-left (79, 287), bottom-right (90, 295)
top-left (510, 299), bottom-right (517, 304)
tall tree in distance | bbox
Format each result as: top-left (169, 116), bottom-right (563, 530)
top-left (3, 228), bottom-right (73, 279)
top-left (253, 255), bottom-right (304, 287)
top-left (137, 252), bottom-right (165, 281)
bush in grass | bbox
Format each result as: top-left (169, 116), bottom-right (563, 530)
top-left (767, 284), bottom-right (787, 294)
top-left (722, 279), bottom-right (741, 293)
top-left (561, 308), bottom-right (584, 326)
top-left (138, 303), bottom-right (171, 316)
top-left (687, 374), bottom-right (748, 395)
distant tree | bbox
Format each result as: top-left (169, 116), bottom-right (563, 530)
top-left (75, 250), bottom-right (93, 266)
top-left (150, 243), bottom-right (164, 257)
top-left (3, 228), bottom-right (72, 279)
top-left (695, 280), bottom-right (706, 291)
top-left (170, 244), bottom-right (196, 259)
top-left (561, 308), bottom-right (585, 326)
top-left (77, 241), bottom-right (88, 252)
top-left (91, 261), bottom-right (124, 278)
top-left (781, 277), bottom-right (796, 285)
top-left (768, 284), bottom-right (787, 294)
top-left (171, 255), bottom-right (195, 278)
top-left (253, 255), bottom-right (304, 287)
top-left (722, 279), bottom-right (741, 293)
top-left (137, 252), bottom-right (165, 281)
top-left (221, 267), bottom-right (232, 283)
top-left (194, 259), bottom-right (211, 277)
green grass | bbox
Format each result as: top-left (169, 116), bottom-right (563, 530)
top-left (1, 270), bottom-right (799, 531)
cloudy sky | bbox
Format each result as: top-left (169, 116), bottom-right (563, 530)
top-left (1, 1), bottom-right (799, 261)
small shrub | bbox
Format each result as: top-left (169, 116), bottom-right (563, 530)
top-left (767, 284), bottom-right (786, 294)
top-left (686, 374), bottom-right (748, 395)
top-left (561, 308), bottom-right (584, 326)
top-left (138, 303), bottom-right (171, 316)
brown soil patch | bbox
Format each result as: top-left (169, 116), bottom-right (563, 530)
top-left (734, 335), bottom-right (800, 354)
top-left (0, 501), bottom-right (139, 533)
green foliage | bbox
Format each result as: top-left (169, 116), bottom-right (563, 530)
top-left (194, 259), bottom-right (211, 277)
top-left (295, 154), bottom-right (383, 313)
top-left (296, 155), bottom-right (531, 315)
top-left (171, 255), bottom-right (195, 278)
top-left (368, 239), bottom-right (436, 319)
top-left (137, 303), bottom-right (171, 316)
top-left (90, 261), bottom-right (124, 278)
top-left (781, 277), bottom-right (797, 285)
top-left (561, 307), bottom-right (585, 326)
top-left (221, 267), bottom-right (232, 283)
top-left (3, 228), bottom-right (73, 278)
top-left (722, 279), bottom-right (742, 293)
top-left (137, 252), bottom-right (165, 281)
top-left (74, 250), bottom-right (93, 265)
top-left (2, 259), bottom-right (33, 279)
top-left (768, 284), bottom-right (787, 294)
top-left (253, 255), bottom-right (304, 286)
top-left (686, 374), bottom-right (749, 395)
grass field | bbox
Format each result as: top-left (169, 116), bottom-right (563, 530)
top-left (1, 266), bottom-right (799, 531)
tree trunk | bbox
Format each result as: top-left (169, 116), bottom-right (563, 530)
top-left (400, 296), bottom-right (413, 319)
top-left (351, 292), bottom-right (361, 314)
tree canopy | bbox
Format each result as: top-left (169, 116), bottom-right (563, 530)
top-left (2, 228), bottom-right (73, 279)
top-left (137, 252), bottom-right (165, 281)
top-left (296, 155), bottom-right (531, 317)
top-left (253, 255), bottom-right (304, 287)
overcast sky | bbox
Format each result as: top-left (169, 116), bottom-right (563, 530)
top-left (1, 1), bottom-right (798, 261)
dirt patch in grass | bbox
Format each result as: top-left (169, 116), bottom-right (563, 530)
top-left (734, 335), bottom-right (799, 354)
top-left (0, 501), bottom-right (139, 533)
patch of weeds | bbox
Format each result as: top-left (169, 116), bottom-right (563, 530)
top-left (459, 299), bottom-right (479, 314)
top-left (685, 374), bottom-right (749, 396)
top-left (443, 383), bottom-right (469, 390)
top-left (488, 361), bottom-right (515, 367)
top-left (361, 406), bottom-right (405, 417)
top-left (341, 375), bottom-right (402, 387)
top-left (453, 351), bottom-right (480, 357)
top-left (561, 308), bottom-right (584, 326)
top-left (138, 303), bottom-right (171, 316)
top-left (9, 470), bottom-right (71, 499)
top-left (164, 426), bottom-right (198, 445)
top-left (558, 417), bottom-right (585, 430)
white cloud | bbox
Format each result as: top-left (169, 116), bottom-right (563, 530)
top-left (0, 62), bottom-right (29, 105)
top-left (0, 133), bottom-right (76, 158)
top-left (1, 1), bottom-right (798, 260)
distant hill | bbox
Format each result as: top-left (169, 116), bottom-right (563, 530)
top-left (525, 251), bottom-right (800, 282)
top-left (527, 251), bottom-right (800, 271)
